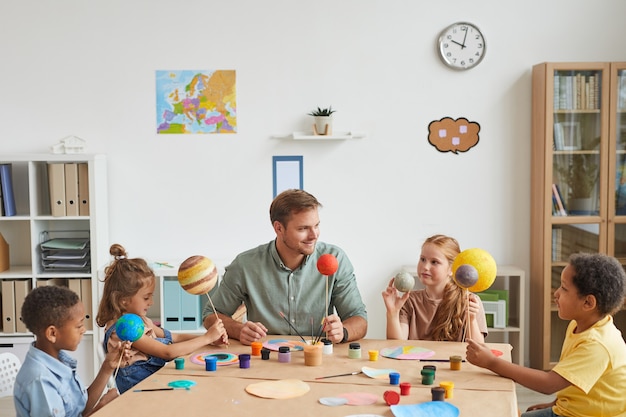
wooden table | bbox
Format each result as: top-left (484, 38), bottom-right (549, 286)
top-left (91, 338), bottom-right (518, 417)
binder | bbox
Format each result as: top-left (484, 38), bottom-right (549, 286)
top-left (68, 278), bottom-right (82, 296)
top-left (64, 163), bottom-right (79, 216)
top-left (163, 279), bottom-right (181, 330)
top-left (48, 163), bottom-right (66, 217)
top-left (0, 173), bottom-right (4, 216)
top-left (1, 280), bottom-right (16, 333)
top-left (14, 279), bottom-right (32, 333)
top-left (78, 163), bottom-right (90, 216)
top-left (0, 232), bottom-right (8, 272)
top-left (180, 289), bottom-right (201, 330)
top-left (80, 279), bottom-right (93, 330)
top-left (0, 164), bottom-right (17, 217)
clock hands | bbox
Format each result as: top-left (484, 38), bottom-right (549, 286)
top-left (460, 27), bottom-right (469, 49)
top-left (450, 27), bottom-right (469, 49)
top-left (451, 40), bottom-right (464, 48)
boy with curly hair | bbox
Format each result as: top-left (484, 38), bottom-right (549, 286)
top-left (467, 252), bottom-right (626, 417)
top-left (14, 285), bottom-right (129, 417)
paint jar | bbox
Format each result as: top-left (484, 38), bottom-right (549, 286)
top-left (205, 356), bottom-right (217, 372)
top-left (261, 348), bottom-right (271, 360)
top-left (321, 339), bottom-right (333, 355)
top-left (383, 390), bottom-right (400, 406)
top-left (421, 368), bottom-right (435, 385)
top-left (348, 342), bottom-right (361, 359)
top-left (278, 346), bottom-right (291, 363)
top-left (422, 364), bottom-right (437, 372)
top-left (439, 381), bottom-right (454, 399)
top-left (251, 342), bottom-right (263, 356)
top-left (389, 372), bottom-right (400, 385)
top-left (368, 349), bottom-right (379, 361)
top-left (304, 343), bottom-right (323, 366)
top-left (399, 382), bottom-right (411, 395)
top-left (449, 355), bottom-right (462, 371)
top-left (239, 353), bottom-right (251, 369)
top-left (431, 386), bottom-right (446, 401)
top-left (174, 357), bottom-right (184, 370)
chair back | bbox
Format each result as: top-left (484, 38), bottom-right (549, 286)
top-left (0, 353), bottom-right (21, 398)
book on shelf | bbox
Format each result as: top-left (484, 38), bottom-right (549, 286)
top-left (552, 184), bottom-right (567, 216)
top-left (554, 72), bottom-right (599, 110)
top-left (552, 227), bottom-right (563, 262)
top-left (0, 163), bottom-right (17, 217)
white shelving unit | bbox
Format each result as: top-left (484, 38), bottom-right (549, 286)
top-left (0, 153), bottom-right (108, 383)
top-left (401, 264), bottom-right (525, 365)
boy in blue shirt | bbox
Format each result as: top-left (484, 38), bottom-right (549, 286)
top-left (14, 285), bottom-right (129, 417)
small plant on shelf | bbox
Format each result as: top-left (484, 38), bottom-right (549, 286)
top-left (308, 106), bottom-right (337, 117)
top-left (308, 106), bottom-right (336, 135)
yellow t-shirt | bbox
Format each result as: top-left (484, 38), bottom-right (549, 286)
top-left (552, 315), bottom-right (626, 417)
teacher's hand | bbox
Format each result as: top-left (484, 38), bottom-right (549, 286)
top-left (238, 321), bottom-right (268, 345)
top-left (323, 314), bottom-right (344, 343)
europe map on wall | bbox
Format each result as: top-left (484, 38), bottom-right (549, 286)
top-left (156, 70), bottom-right (237, 134)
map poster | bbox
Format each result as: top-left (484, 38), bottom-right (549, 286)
top-left (156, 70), bottom-right (237, 134)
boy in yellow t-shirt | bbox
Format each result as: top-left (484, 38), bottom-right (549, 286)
top-left (467, 252), bottom-right (626, 417)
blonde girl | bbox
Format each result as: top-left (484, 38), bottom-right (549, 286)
top-left (382, 234), bottom-right (488, 342)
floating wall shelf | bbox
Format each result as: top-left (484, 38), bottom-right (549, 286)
top-left (272, 131), bottom-right (366, 141)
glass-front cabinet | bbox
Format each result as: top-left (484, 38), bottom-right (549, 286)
top-left (531, 62), bottom-right (626, 370)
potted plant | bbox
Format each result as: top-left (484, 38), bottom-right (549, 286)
top-left (308, 106), bottom-right (336, 135)
top-left (558, 154), bottom-right (599, 214)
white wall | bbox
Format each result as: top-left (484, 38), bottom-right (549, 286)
top-left (2, 0), bottom-right (626, 364)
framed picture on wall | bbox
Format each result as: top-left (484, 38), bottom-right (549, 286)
top-left (272, 156), bottom-right (303, 198)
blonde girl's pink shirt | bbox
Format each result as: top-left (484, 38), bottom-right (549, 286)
top-left (398, 289), bottom-right (488, 341)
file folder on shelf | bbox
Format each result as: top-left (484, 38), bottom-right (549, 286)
top-left (0, 232), bottom-right (9, 272)
top-left (48, 163), bottom-right (66, 217)
top-left (80, 279), bottom-right (93, 330)
top-left (0, 163), bottom-right (17, 217)
top-left (65, 163), bottom-right (79, 216)
top-left (14, 279), bottom-right (32, 333)
top-left (163, 279), bottom-right (181, 330)
top-left (78, 163), bottom-right (90, 216)
top-left (1, 280), bottom-right (16, 333)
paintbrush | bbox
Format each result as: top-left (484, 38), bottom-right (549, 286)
top-left (313, 319), bottom-right (325, 345)
top-left (278, 311), bottom-right (308, 344)
top-left (133, 387), bottom-right (188, 392)
top-left (315, 371), bottom-right (362, 380)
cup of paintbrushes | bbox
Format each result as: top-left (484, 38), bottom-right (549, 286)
top-left (304, 342), bottom-right (323, 366)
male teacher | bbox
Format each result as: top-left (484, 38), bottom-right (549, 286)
top-left (203, 189), bottom-right (367, 345)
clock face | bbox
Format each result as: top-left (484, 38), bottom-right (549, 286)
top-left (438, 22), bottom-right (486, 70)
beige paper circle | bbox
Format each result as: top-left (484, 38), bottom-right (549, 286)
top-left (245, 379), bottom-right (310, 399)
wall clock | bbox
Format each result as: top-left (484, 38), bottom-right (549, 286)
top-left (438, 22), bottom-right (486, 70)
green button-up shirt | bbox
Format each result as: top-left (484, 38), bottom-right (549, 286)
top-left (203, 240), bottom-right (367, 336)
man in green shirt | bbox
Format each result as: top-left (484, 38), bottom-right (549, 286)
top-left (203, 189), bottom-right (367, 345)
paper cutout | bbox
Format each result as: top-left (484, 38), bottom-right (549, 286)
top-left (189, 352), bottom-right (239, 366)
top-left (362, 366), bottom-right (399, 380)
top-left (245, 379), bottom-right (310, 399)
top-left (319, 397), bottom-right (349, 406)
top-left (262, 338), bottom-right (308, 352)
top-left (491, 349), bottom-right (503, 357)
top-left (336, 392), bottom-right (378, 406)
top-left (380, 346), bottom-right (435, 360)
top-left (391, 401), bottom-right (460, 417)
